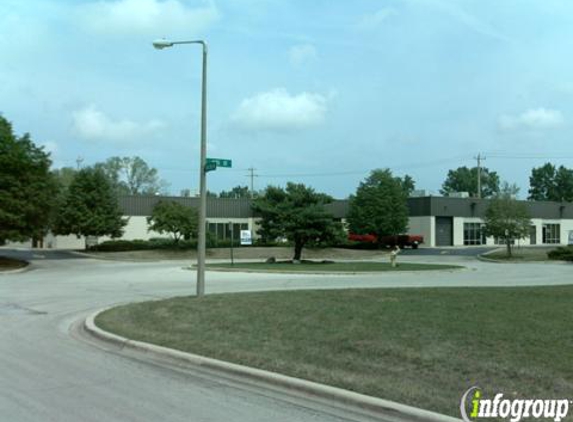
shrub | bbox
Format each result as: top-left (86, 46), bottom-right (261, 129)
top-left (547, 246), bottom-right (573, 261)
top-left (89, 239), bottom-right (152, 252)
top-left (90, 238), bottom-right (247, 251)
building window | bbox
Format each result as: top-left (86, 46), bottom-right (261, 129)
top-left (464, 223), bottom-right (485, 245)
top-left (543, 224), bottom-right (560, 244)
top-left (207, 222), bottom-right (249, 240)
top-left (494, 237), bottom-right (515, 245)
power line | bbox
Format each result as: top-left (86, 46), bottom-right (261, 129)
top-left (485, 152), bottom-right (573, 160)
top-left (256, 155), bottom-right (473, 178)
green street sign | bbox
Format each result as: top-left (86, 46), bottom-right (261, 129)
top-left (206, 158), bottom-right (232, 168)
top-left (204, 162), bottom-right (217, 172)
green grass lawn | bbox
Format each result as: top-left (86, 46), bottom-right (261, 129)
top-left (0, 256), bottom-right (27, 271)
top-left (96, 286), bottom-right (573, 417)
top-left (484, 246), bottom-right (557, 262)
top-left (205, 261), bottom-right (462, 272)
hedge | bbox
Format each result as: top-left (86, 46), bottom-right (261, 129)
top-left (547, 246), bottom-right (573, 262)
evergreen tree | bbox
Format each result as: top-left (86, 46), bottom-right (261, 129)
top-left (252, 183), bottom-right (343, 261)
top-left (347, 169), bottom-right (409, 245)
top-left (0, 115), bottom-right (58, 244)
top-left (53, 167), bottom-right (127, 246)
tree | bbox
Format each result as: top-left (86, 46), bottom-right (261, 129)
top-left (53, 167), bottom-right (127, 245)
top-left (52, 167), bottom-right (78, 192)
top-left (147, 201), bottom-right (198, 243)
top-left (219, 185), bottom-right (250, 198)
top-left (555, 166), bottom-right (573, 202)
top-left (0, 115), bottom-right (59, 244)
top-left (484, 183), bottom-right (531, 257)
top-left (95, 156), bottom-right (168, 195)
top-left (346, 169), bottom-right (409, 246)
top-left (440, 166), bottom-right (500, 198)
top-left (528, 163), bottom-right (573, 202)
top-left (400, 174), bottom-right (416, 196)
top-left (251, 183), bottom-right (343, 261)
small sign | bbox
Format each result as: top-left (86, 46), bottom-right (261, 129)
top-left (204, 162), bottom-right (217, 172)
top-left (240, 230), bottom-right (252, 246)
top-left (206, 158), bottom-right (232, 168)
top-left (568, 231), bottom-right (573, 245)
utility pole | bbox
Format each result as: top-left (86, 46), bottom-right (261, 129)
top-left (474, 153), bottom-right (485, 199)
top-left (76, 156), bottom-right (84, 170)
top-left (246, 167), bottom-right (258, 198)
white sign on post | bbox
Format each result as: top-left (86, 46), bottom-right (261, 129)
top-left (240, 230), bottom-right (252, 246)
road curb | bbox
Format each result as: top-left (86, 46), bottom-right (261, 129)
top-left (67, 250), bottom-right (163, 262)
top-left (197, 265), bottom-right (466, 275)
top-left (84, 308), bottom-right (461, 422)
top-left (0, 261), bottom-right (31, 275)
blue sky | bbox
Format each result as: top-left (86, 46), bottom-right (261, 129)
top-left (2, 0), bottom-right (573, 198)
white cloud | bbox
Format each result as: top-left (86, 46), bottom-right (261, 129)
top-left (288, 44), bottom-right (317, 67)
top-left (72, 105), bottom-right (164, 142)
top-left (78, 0), bottom-right (219, 36)
top-left (356, 8), bottom-right (397, 30)
top-left (231, 88), bottom-right (329, 131)
top-left (498, 108), bottom-right (565, 131)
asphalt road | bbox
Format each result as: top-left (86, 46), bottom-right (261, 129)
top-left (399, 246), bottom-right (495, 256)
top-left (1, 251), bottom-right (571, 422)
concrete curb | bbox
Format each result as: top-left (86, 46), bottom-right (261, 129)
top-left (196, 265), bottom-right (466, 276)
top-left (85, 309), bottom-right (461, 422)
top-left (67, 250), bottom-right (167, 262)
top-left (0, 261), bottom-right (31, 275)
top-left (476, 254), bottom-right (509, 264)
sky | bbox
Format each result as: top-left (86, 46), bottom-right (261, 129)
top-left (2, 0), bottom-right (573, 199)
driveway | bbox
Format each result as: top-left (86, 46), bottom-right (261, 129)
top-left (0, 252), bottom-right (570, 421)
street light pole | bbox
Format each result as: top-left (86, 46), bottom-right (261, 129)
top-left (197, 42), bottom-right (207, 297)
top-left (153, 38), bottom-right (208, 297)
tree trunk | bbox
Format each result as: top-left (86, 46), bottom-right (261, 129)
top-left (293, 241), bottom-right (304, 262)
top-left (506, 239), bottom-right (512, 258)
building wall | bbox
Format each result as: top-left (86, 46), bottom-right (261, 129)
top-left (8, 196), bottom-right (573, 249)
top-left (98, 216), bottom-right (255, 243)
top-left (448, 217), bottom-right (573, 247)
top-left (559, 220), bottom-right (573, 245)
top-left (408, 217), bottom-right (434, 247)
top-left (47, 234), bottom-right (85, 249)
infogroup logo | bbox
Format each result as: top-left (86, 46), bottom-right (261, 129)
top-left (460, 387), bottom-right (571, 422)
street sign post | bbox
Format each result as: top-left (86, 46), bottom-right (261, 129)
top-left (205, 158), bottom-right (232, 173)
top-left (206, 158), bottom-right (232, 168)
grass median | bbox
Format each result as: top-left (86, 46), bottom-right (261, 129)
top-left (205, 261), bottom-right (462, 272)
top-left (482, 246), bottom-right (563, 262)
top-left (96, 286), bottom-right (572, 417)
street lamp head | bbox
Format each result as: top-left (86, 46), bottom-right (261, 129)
top-left (152, 39), bottom-right (174, 49)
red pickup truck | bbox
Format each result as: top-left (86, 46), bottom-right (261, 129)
top-left (348, 233), bottom-right (424, 249)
